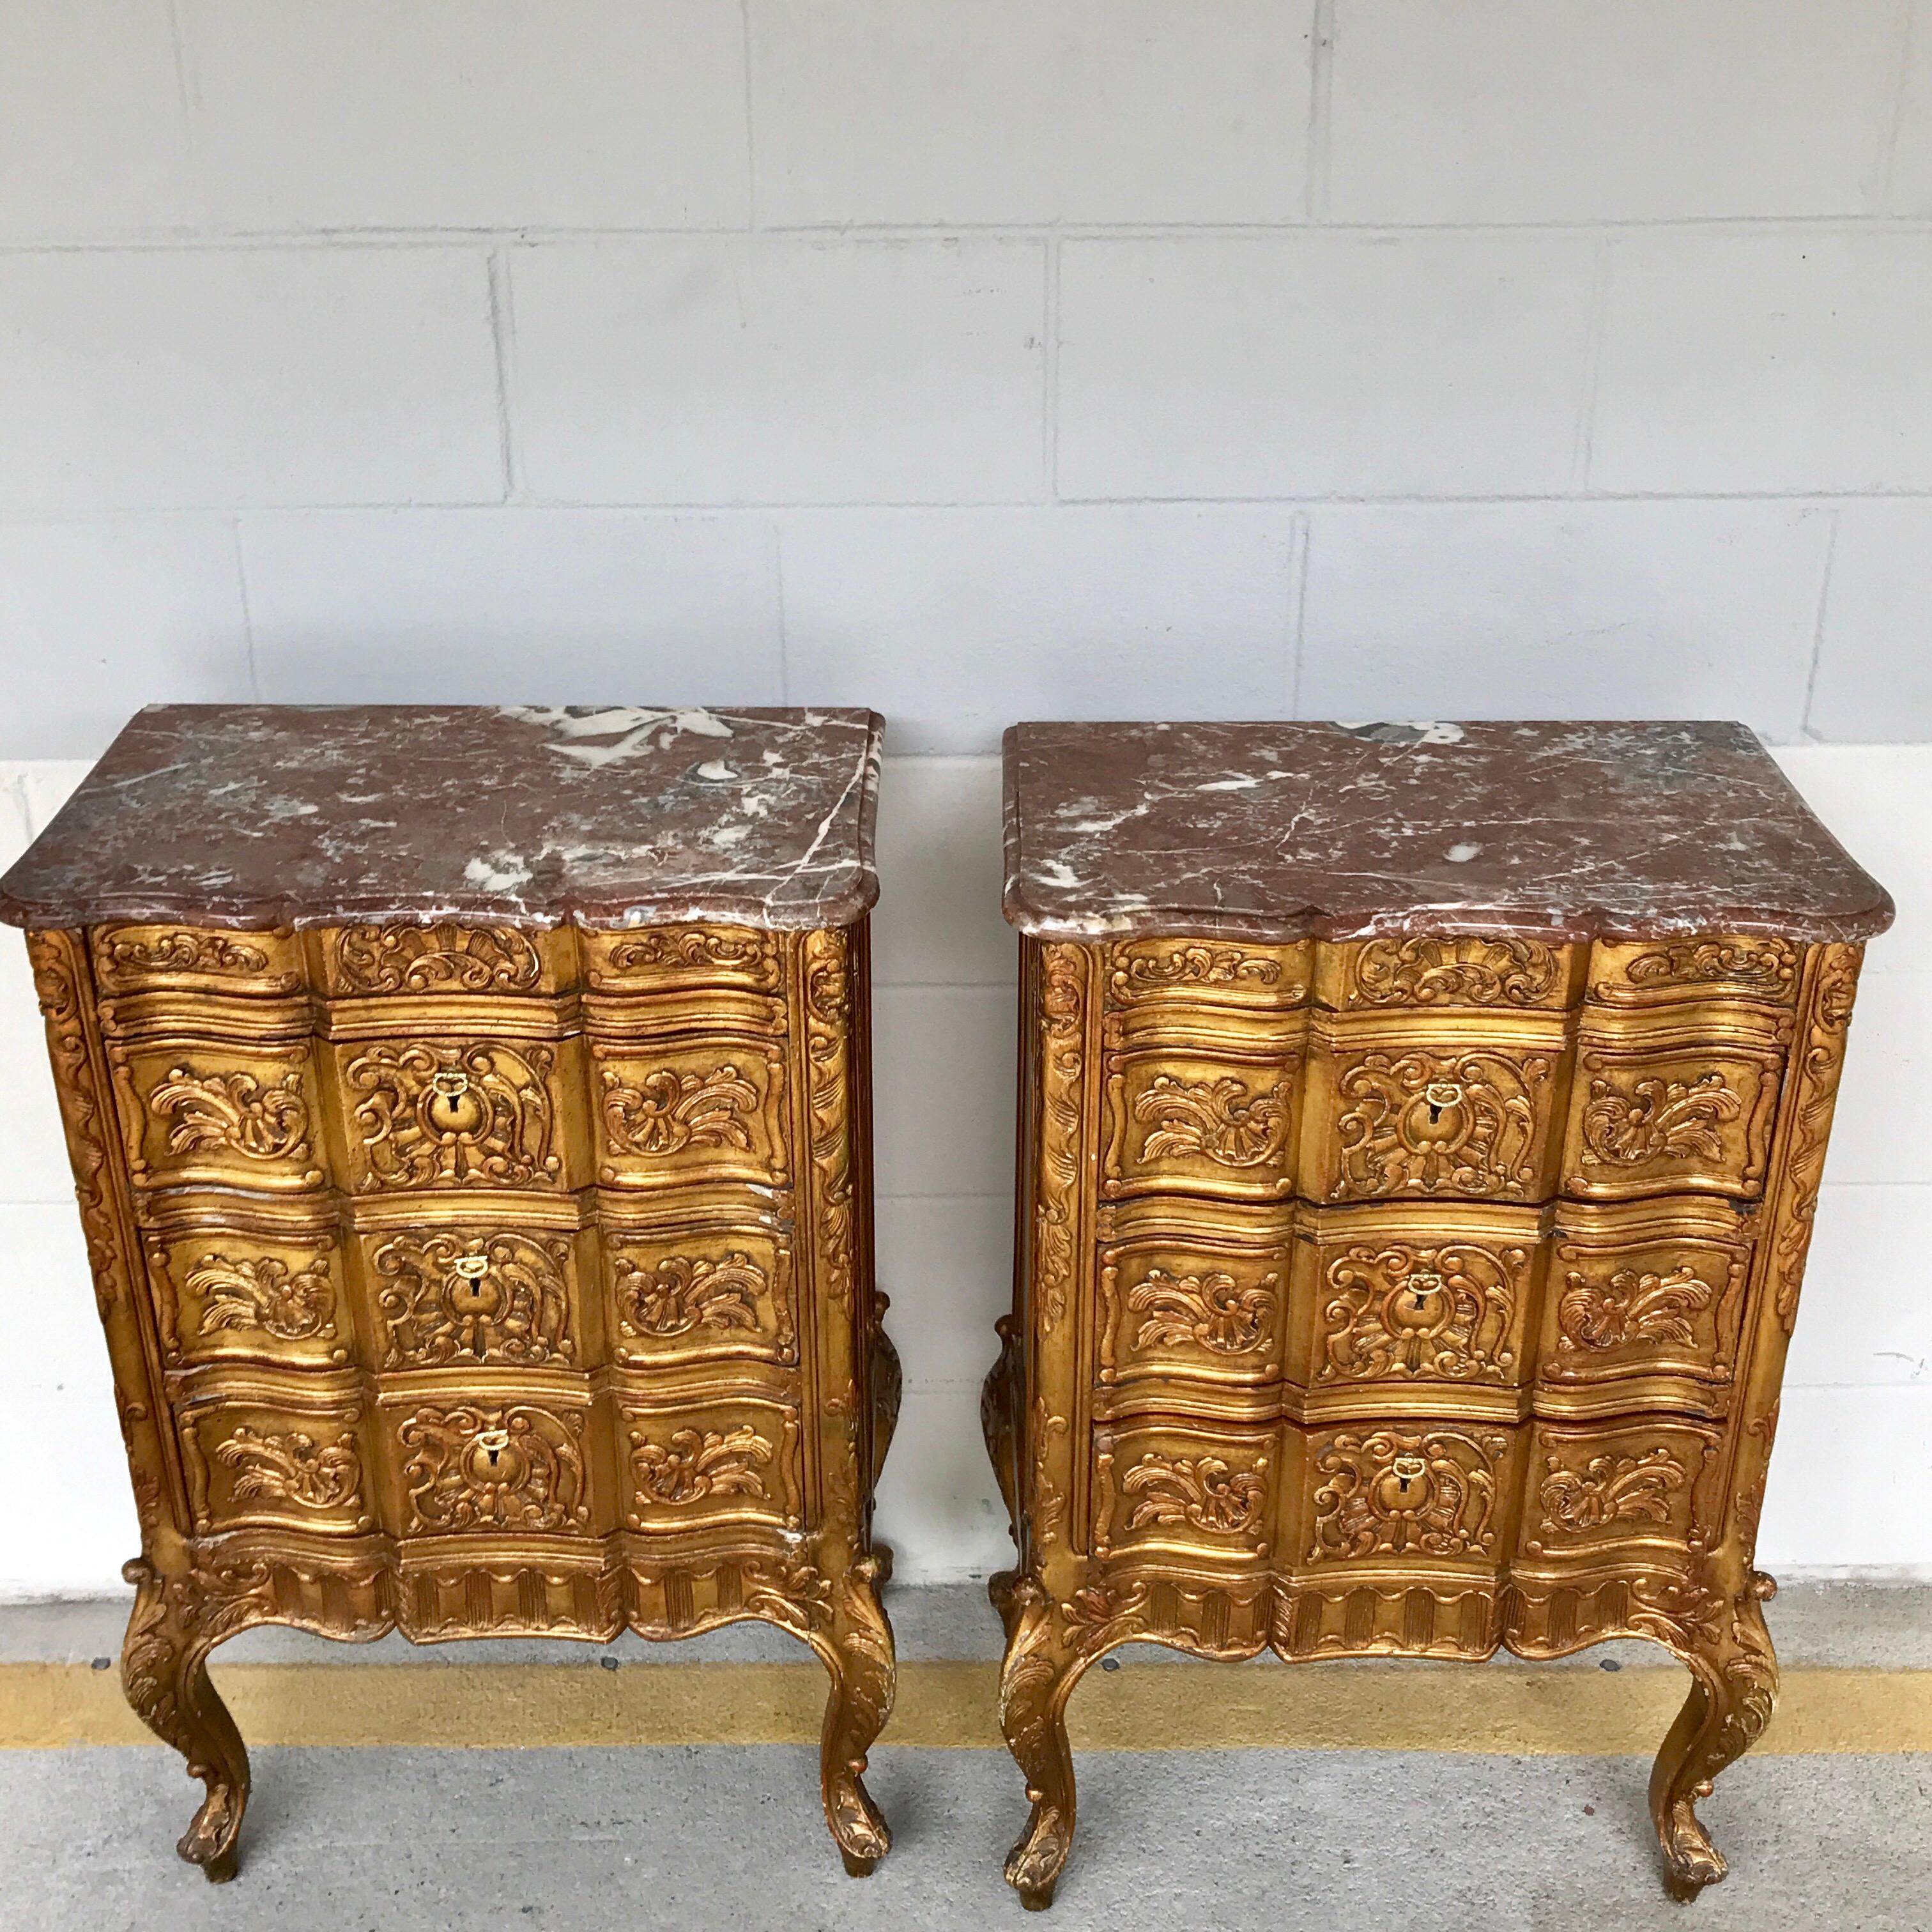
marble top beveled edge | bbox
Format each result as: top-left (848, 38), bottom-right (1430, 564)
top-left (1001, 719), bottom-right (1896, 946)
top-left (0, 703), bottom-right (885, 934)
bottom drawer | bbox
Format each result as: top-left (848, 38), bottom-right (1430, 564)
top-left (618, 1389), bottom-right (805, 1535)
top-left (177, 1385), bottom-right (375, 1538)
top-left (1521, 1415), bottom-right (1726, 1565)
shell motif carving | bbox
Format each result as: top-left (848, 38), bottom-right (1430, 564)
top-left (332, 922), bottom-right (543, 994)
top-left (1538, 1448), bottom-right (1689, 1537)
top-left (1133, 1073), bottom-right (1292, 1170)
top-left (1352, 937), bottom-right (1560, 1008)
top-left (1121, 1453), bottom-right (1268, 1538)
top-left (615, 1252), bottom-right (765, 1338)
top-left (1579, 1071), bottom-right (1742, 1169)
top-left (1126, 1267), bottom-right (1276, 1356)
top-left (188, 1253), bottom-right (334, 1344)
top-left (150, 1066), bottom-right (312, 1164)
top-left (601, 1064), bottom-right (760, 1158)
top-left (1319, 1240), bottom-right (1522, 1382)
top-left (630, 1425), bottom-right (774, 1506)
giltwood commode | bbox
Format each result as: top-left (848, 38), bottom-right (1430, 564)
top-left (0, 703), bottom-right (898, 1881)
top-left (985, 719), bottom-right (1892, 1908)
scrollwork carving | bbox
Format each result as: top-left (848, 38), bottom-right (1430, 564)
top-left (1353, 936), bottom-right (1560, 1008)
top-left (1580, 1070), bottom-right (1742, 1168)
top-left (215, 1426), bottom-right (362, 1513)
top-left (602, 1063), bottom-right (759, 1157)
top-left (1557, 1262), bottom-right (1713, 1354)
top-left (332, 921), bottom-right (542, 993)
top-left (604, 926), bottom-right (773, 979)
top-left (372, 1228), bottom-right (573, 1367)
top-left (1538, 1448), bottom-right (1688, 1537)
top-left (803, 927), bottom-right (857, 1310)
top-left (189, 1253), bottom-right (334, 1344)
top-left (1333, 1048), bottom-right (1548, 1198)
top-left (1034, 944), bottom-right (1088, 1332)
top-left (1767, 946), bottom-right (1862, 1334)
top-left (1112, 942), bottom-right (1290, 998)
top-left (1310, 1427), bottom-right (1506, 1560)
top-left (1623, 938), bottom-right (1798, 997)
top-left (348, 1041), bottom-right (558, 1190)
top-left (1320, 1240), bottom-right (1521, 1381)
top-left (93, 927), bottom-right (275, 982)
top-left (399, 1404), bottom-right (588, 1533)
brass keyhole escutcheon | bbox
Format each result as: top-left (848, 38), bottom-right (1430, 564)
top-left (452, 1254), bottom-right (489, 1280)
top-left (477, 1426), bottom-right (508, 1469)
top-left (425, 1067), bottom-right (487, 1138)
top-left (1402, 1078), bottom-right (1471, 1153)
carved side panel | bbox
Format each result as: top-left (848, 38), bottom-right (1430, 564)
top-left (323, 921), bottom-right (552, 996)
top-left (27, 930), bottom-right (177, 1546)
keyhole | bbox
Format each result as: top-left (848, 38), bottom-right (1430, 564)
top-left (1410, 1291), bottom-right (1429, 1312)
top-left (486, 1444), bottom-right (501, 1468)
top-left (1426, 1100), bottom-right (1444, 1124)
top-left (1397, 1475), bottom-right (1412, 1494)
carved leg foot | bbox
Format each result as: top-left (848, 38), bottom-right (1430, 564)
top-left (818, 1555), bottom-right (896, 1876)
top-left (1649, 1574), bottom-right (1779, 1903)
top-left (997, 1575), bottom-right (1089, 1910)
top-left (121, 1560), bottom-right (250, 1882)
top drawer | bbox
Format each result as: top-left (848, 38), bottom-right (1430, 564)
top-left (1313, 937), bottom-right (1583, 1014)
top-left (1106, 939), bottom-right (1310, 1015)
top-left (581, 925), bottom-right (784, 1000)
top-left (318, 922), bottom-right (572, 997)
top-left (91, 923), bottom-right (304, 999)
top-left (1586, 936), bottom-right (1802, 1012)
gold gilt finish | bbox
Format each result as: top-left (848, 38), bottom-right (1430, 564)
top-left (29, 916), bottom-right (897, 1882)
top-left (986, 930), bottom-right (1866, 1908)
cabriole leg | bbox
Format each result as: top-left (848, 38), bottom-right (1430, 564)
top-left (120, 1558), bottom-right (250, 1883)
top-left (993, 1571), bottom-right (1092, 1911)
top-left (1650, 1573), bottom-right (1779, 1903)
top-left (816, 1553), bottom-right (896, 1876)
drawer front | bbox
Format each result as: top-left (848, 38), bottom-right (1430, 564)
top-left (360, 1223), bottom-right (590, 1371)
top-left (619, 1392), bottom-right (803, 1534)
top-left (110, 1036), bottom-right (326, 1194)
top-left (581, 925), bottom-right (783, 999)
top-left (1542, 1199), bottom-right (1752, 1402)
top-left (1561, 1028), bottom-right (1783, 1201)
top-left (1587, 936), bottom-right (1802, 1013)
top-left (334, 1036), bottom-right (576, 1195)
top-left (387, 1395), bottom-right (598, 1538)
top-left (1093, 1418), bottom-right (1282, 1567)
top-left (90, 922), bottom-right (305, 999)
top-left (1291, 1203), bottom-right (1543, 1395)
top-left (1522, 1417), bottom-right (1723, 1564)
top-left (1301, 1420), bottom-right (1519, 1573)
top-left (178, 1390), bottom-right (374, 1537)
top-left (319, 921), bottom-right (570, 998)
top-left (1105, 939), bottom-right (1309, 1015)
top-left (1303, 1017), bottom-right (1569, 1205)
top-left (1313, 937), bottom-right (1581, 1014)
top-left (1102, 1045), bottom-right (1301, 1204)
top-left (146, 1220), bottom-right (349, 1370)
top-left (1097, 1204), bottom-right (1287, 1400)
top-left (593, 1036), bottom-right (790, 1194)
top-left (604, 1221), bottom-right (796, 1369)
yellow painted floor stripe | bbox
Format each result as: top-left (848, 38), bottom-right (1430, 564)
top-left (3, 1661), bottom-right (1931, 1755)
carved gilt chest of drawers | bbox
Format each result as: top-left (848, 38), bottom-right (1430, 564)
top-left (0, 703), bottom-right (898, 1881)
top-left (985, 719), bottom-right (1891, 1908)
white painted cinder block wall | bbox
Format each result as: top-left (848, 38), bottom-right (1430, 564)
top-left (3, 3), bottom-right (1932, 1593)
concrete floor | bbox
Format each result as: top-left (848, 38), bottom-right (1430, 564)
top-left (4, 1581), bottom-right (1929, 1931)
